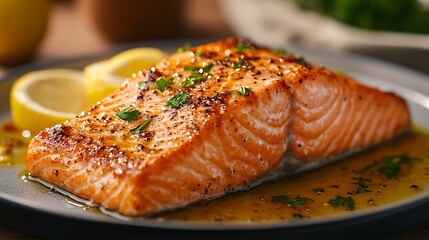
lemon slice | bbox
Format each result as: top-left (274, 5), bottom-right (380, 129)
top-left (83, 47), bottom-right (167, 103)
top-left (10, 69), bottom-right (90, 135)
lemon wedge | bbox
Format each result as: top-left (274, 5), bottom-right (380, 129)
top-left (83, 47), bottom-right (167, 103)
top-left (10, 69), bottom-right (90, 135)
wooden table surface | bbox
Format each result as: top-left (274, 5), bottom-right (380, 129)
top-left (1, 1), bottom-right (429, 239)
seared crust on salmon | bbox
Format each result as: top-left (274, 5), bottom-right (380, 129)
top-left (25, 38), bottom-right (410, 216)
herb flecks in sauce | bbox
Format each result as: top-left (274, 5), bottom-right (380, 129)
top-left (157, 130), bottom-right (429, 221)
top-left (378, 154), bottom-right (417, 179)
top-left (272, 195), bottom-right (314, 205)
top-left (328, 196), bottom-right (355, 211)
top-left (348, 177), bottom-right (372, 195)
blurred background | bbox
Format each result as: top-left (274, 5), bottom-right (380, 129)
top-left (0, 0), bottom-right (428, 75)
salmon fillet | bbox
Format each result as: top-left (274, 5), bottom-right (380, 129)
top-left (25, 38), bottom-right (411, 216)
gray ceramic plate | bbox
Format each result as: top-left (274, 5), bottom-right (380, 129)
top-left (1, 40), bottom-right (429, 240)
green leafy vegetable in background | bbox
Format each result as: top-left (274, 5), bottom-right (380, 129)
top-left (292, 0), bottom-right (429, 33)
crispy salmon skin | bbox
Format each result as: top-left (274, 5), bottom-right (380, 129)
top-left (26, 38), bottom-right (410, 216)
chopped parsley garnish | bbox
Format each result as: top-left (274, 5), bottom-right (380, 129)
top-left (274, 48), bottom-right (288, 54)
top-left (229, 86), bottom-right (252, 96)
top-left (176, 43), bottom-right (192, 53)
top-left (182, 63), bottom-right (214, 87)
top-left (328, 196), bottom-right (355, 211)
top-left (233, 60), bottom-right (253, 70)
top-left (348, 177), bottom-right (372, 194)
top-left (196, 50), bottom-right (204, 57)
top-left (377, 154), bottom-right (415, 179)
top-left (236, 44), bottom-right (252, 53)
top-left (182, 73), bottom-right (205, 87)
top-left (203, 63), bottom-right (214, 72)
top-left (165, 92), bottom-right (190, 108)
top-left (353, 154), bottom-right (418, 179)
top-left (154, 77), bottom-right (175, 92)
top-left (184, 66), bottom-right (200, 71)
top-left (233, 60), bottom-right (244, 69)
top-left (272, 195), bottom-right (313, 205)
top-left (184, 63), bottom-right (213, 73)
top-left (116, 106), bottom-right (141, 122)
top-left (312, 188), bottom-right (325, 194)
top-left (139, 81), bottom-right (147, 89)
top-left (130, 119), bottom-right (152, 135)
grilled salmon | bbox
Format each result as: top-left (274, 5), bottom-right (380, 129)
top-left (25, 38), bottom-right (411, 216)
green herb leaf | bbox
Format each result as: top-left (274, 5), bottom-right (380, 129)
top-left (236, 44), bottom-right (252, 53)
top-left (274, 48), bottom-right (288, 54)
top-left (154, 77), bottom-right (175, 92)
top-left (165, 92), bottom-right (190, 108)
top-left (196, 51), bottom-right (204, 57)
top-left (378, 154), bottom-right (414, 179)
top-left (229, 86), bottom-right (252, 96)
top-left (116, 106), bottom-right (141, 122)
top-left (177, 43), bottom-right (192, 53)
top-left (312, 188), bottom-right (325, 194)
top-left (232, 60), bottom-right (253, 70)
top-left (348, 177), bottom-right (372, 194)
top-left (328, 196), bottom-right (355, 211)
top-left (184, 66), bottom-right (200, 71)
top-left (182, 73), bottom-right (205, 87)
top-left (233, 60), bottom-right (244, 69)
top-left (130, 119), bottom-right (152, 135)
top-left (202, 63), bottom-right (214, 72)
top-left (272, 195), bottom-right (313, 205)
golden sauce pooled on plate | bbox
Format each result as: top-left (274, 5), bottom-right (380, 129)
top-left (157, 129), bottom-right (429, 222)
top-left (0, 121), bottom-right (30, 166)
top-left (2, 121), bottom-right (429, 222)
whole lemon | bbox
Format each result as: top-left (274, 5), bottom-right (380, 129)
top-left (0, 0), bottom-right (51, 65)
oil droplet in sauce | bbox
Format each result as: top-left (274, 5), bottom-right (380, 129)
top-left (2, 120), bottom-right (429, 222)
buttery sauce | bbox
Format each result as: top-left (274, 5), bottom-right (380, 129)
top-left (2, 121), bottom-right (429, 222)
top-left (157, 129), bottom-right (429, 221)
